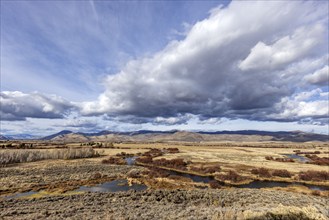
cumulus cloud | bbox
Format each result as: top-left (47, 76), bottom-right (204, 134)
top-left (79, 1), bottom-right (328, 125)
top-left (304, 65), bottom-right (329, 86)
top-left (269, 89), bottom-right (328, 124)
top-left (152, 114), bottom-right (193, 125)
top-left (0, 91), bottom-right (75, 121)
top-left (239, 25), bottom-right (324, 71)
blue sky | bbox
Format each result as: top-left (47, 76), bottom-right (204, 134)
top-left (1, 0), bottom-right (328, 136)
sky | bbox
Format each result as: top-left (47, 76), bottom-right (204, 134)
top-left (0, 0), bottom-right (328, 136)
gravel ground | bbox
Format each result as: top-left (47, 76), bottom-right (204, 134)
top-left (1, 188), bottom-right (328, 220)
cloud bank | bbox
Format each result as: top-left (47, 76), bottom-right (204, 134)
top-left (1, 1), bottom-right (328, 130)
top-left (79, 1), bottom-right (328, 125)
top-left (0, 91), bottom-right (74, 121)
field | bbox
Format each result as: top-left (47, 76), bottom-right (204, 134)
top-left (1, 140), bottom-right (328, 219)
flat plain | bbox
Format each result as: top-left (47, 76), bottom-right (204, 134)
top-left (1, 139), bottom-right (328, 219)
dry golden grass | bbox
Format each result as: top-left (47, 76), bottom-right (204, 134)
top-left (0, 148), bottom-right (99, 165)
top-left (244, 204), bottom-right (328, 220)
top-left (109, 142), bottom-right (329, 187)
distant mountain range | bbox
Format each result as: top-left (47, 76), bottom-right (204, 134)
top-left (37, 129), bottom-right (328, 142)
top-left (0, 135), bottom-right (10, 140)
top-left (1, 130), bottom-right (327, 142)
top-left (0, 134), bottom-right (41, 140)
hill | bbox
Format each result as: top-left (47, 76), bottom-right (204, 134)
top-left (39, 130), bottom-right (328, 143)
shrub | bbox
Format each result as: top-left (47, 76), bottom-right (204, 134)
top-left (311, 190), bottom-right (321, 196)
top-left (115, 152), bottom-right (134, 158)
top-left (296, 151), bottom-right (321, 155)
top-left (298, 170), bottom-right (329, 181)
top-left (152, 158), bottom-right (187, 170)
top-left (142, 148), bottom-right (163, 157)
top-left (216, 170), bottom-right (246, 183)
top-left (275, 158), bottom-right (294, 162)
top-left (101, 157), bottom-right (126, 165)
top-left (127, 169), bottom-right (141, 178)
top-left (136, 156), bottom-right (153, 164)
top-left (92, 172), bottom-right (102, 179)
top-left (165, 148), bottom-right (179, 153)
top-left (209, 180), bottom-right (221, 189)
top-left (272, 169), bottom-right (292, 178)
top-left (265, 156), bottom-right (294, 162)
top-left (190, 165), bottom-right (221, 174)
top-left (146, 168), bottom-right (170, 178)
top-left (305, 155), bottom-right (329, 166)
top-left (251, 168), bottom-right (272, 178)
top-left (265, 156), bottom-right (273, 160)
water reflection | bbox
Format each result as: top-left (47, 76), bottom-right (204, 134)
top-left (76, 179), bottom-right (147, 193)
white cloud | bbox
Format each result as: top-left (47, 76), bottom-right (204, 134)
top-left (304, 65), bottom-right (329, 86)
top-left (0, 91), bottom-right (75, 121)
top-left (1, 1), bottom-right (328, 132)
top-left (239, 25), bottom-right (324, 71)
top-left (153, 114), bottom-right (193, 125)
top-left (80, 1), bottom-right (328, 125)
top-left (270, 89), bottom-right (328, 123)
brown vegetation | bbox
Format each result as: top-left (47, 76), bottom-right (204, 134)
top-left (101, 156), bottom-right (126, 165)
top-left (189, 165), bottom-right (221, 174)
top-left (311, 190), bottom-right (321, 196)
top-left (127, 169), bottom-right (142, 178)
top-left (251, 168), bottom-right (272, 178)
top-left (144, 168), bottom-right (170, 178)
top-left (142, 148), bottom-right (163, 157)
top-left (265, 156), bottom-right (294, 162)
top-left (81, 142), bottom-right (114, 148)
top-left (305, 154), bottom-right (329, 166)
top-left (136, 155), bottom-right (188, 170)
top-left (298, 170), bottom-right (329, 181)
top-left (164, 148), bottom-right (180, 153)
top-left (272, 169), bottom-right (292, 178)
top-left (216, 170), bottom-right (247, 183)
top-left (136, 156), bottom-right (153, 164)
top-left (116, 151), bottom-right (134, 158)
top-left (152, 158), bottom-right (187, 170)
top-left (209, 180), bottom-right (222, 189)
top-left (294, 150), bottom-right (321, 155)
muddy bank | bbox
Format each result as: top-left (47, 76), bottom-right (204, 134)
top-left (1, 188), bottom-right (328, 219)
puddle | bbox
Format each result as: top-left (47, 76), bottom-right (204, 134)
top-left (5, 191), bottom-right (38, 200)
top-left (167, 170), bottom-right (215, 183)
top-left (76, 179), bottom-right (147, 193)
top-left (125, 157), bottom-right (137, 165)
top-left (283, 154), bottom-right (310, 163)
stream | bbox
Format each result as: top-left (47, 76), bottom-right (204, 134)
top-left (125, 157), bottom-right (329, 191)
top-left (4, 156), bottom-right (327, 200)
top-left (76, 179), bottom-right (147, 193)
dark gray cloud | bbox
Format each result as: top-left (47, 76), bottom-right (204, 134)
top-left (103, 114), bottom-right (192, 126)
top-left (0, 91), bottom-right (75, 121)
top-left (60, 119), bottom-right (99, 128)
top-left (80, 1), bottom-right (328, 125)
